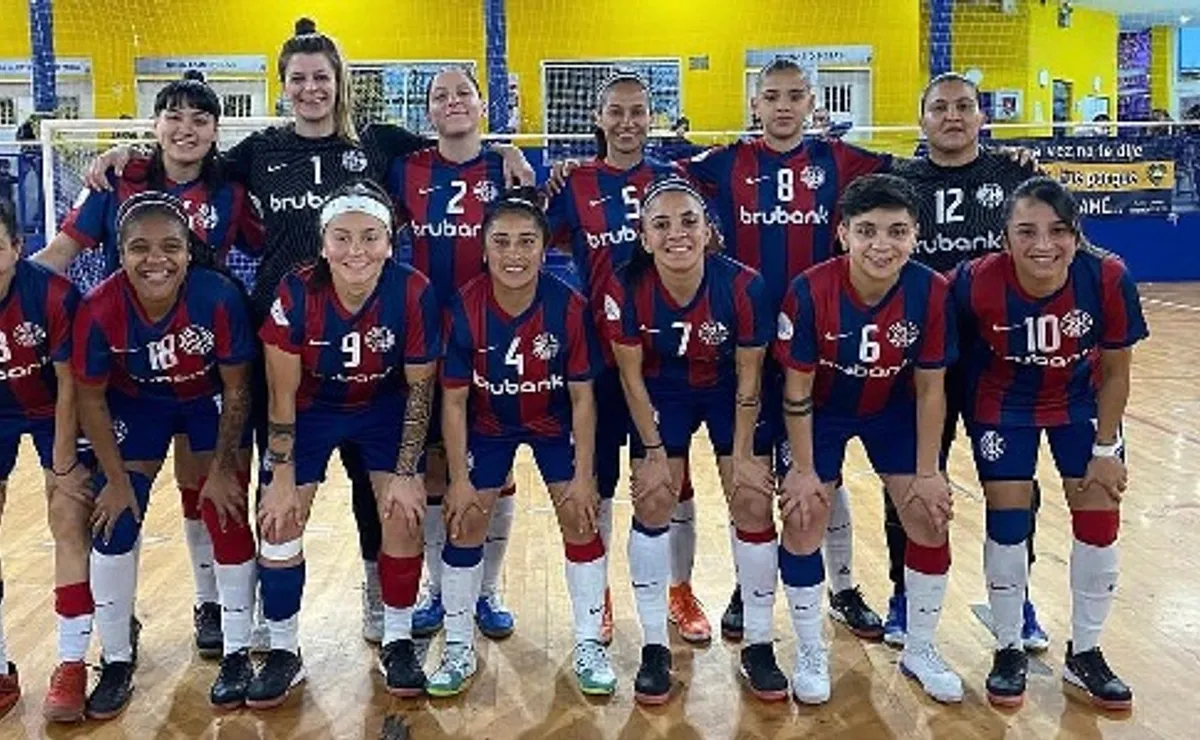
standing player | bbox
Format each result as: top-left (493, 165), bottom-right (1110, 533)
top-left (958, 177), bottom-right (1146, 710)
top-left (70, 192), bottom-right (256, 718)
top-left (432, 195), bottom-right (610, 697)
top-left (255, 181), bottom-right (440, 706)
top-left (388, 66), bottom-right (520, 642)
top-left (545, 72), bottom-right (702, 645)
top-left (0, 200), bottom-right (86, 719)
top-left (681, 57), bottom-right (891, 641)
top-left (37, 71), bottom-right (264, 660)
top-left (775, 174), bottom-right (961, 704)
top-left (604, 178), bottom-right (779, 704)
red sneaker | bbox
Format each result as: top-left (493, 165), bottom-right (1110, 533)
top-left (43, 661), bottom-right (86, 723)
top-left (0, 662), bottom-right (19, 718)
top-left (668, 583), bottom-right (712, 644)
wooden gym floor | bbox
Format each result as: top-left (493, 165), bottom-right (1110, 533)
top-left (1, 283), bottom-right (1198, 739)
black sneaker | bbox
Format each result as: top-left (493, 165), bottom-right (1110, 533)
top-left (1063, 642), bottom-right (1133, 711)
top-left (380, 639), bottom-right (426, 698)
top-left (739, 643), bottom-right (789, 701)
top-left (245, 649), bottom-right (306, 710)
top-left (130, 616), bottom-right (142, 667)
top-left (85, 661), bottom-right (134, 720)
top-left (829, 587), bottom-right (884, 640)
top-left (633, 644), bottom-right (672, 705)
top-left (210, 649), bottom-right (253, 709)
top-left (721, 586), bottom-right (744, 642)
top-left (986, 647), bottom-right (1028, 708)
top-left (194, 602), bottom-right (224, 659)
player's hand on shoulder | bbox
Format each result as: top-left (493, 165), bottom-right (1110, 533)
top-left (85, 145), bottom-right (136, 191)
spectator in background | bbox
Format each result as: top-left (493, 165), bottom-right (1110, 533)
top-left (1148, 109), bottom-right (1174, 137)
top-left (0, 159), bottom-right (15, 210)
top-left (656, 114), bottom-right (704, 159)
top-left (811, 107), bottom-right (832, 137)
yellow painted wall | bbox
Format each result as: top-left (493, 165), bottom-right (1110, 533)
top-left (1151, 26), bottom-right (1176, 113)
top-left (1026, 3), bottom-right (1118, 130)
top-left (0, 0), bottom-right (30, 59)
top-left (952, 1), bottom-right (1030, 104)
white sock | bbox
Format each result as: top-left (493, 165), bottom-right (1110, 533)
top-left (215, 561), bottom-right (256, 654)
top-left (824, 485), bottom-right (854, 593)
top-left (423, 503), bottom-right (445, 597)
top-left (1070, 539), bottom-right (1118, 653)
top-left (481, 495), bottom-right (516, 598)
top-left (268, 614), bottom-right (300, 654)
top-left (566, 554), bottom-right (607, 643)
top-left (597, 498), bottom-right (614, 551)
top-left (58, 614), bottom-right (93, 662)
top-left (734, 533), bottom-right (779, 645)
top-left (628, 526), bottom-right (670, 646)
top-left (384, 605), bottom-right (414, 643)
top-left (904, 567), bottom-right (948, 649)
top-left (785, 583), bottom-right (824, 646)
top-left (91, 549), bottom-right (138, 662)
top-left (184, 518), bottom-right (219, 605)
top-left (363, 559), bottom-right (381, 606)
top-left (984, 538), bottom-right (1028, 650)
top-left (669, 499), bottom-right (697, 585)
top-left (442, 558), bottom-right (483, 646)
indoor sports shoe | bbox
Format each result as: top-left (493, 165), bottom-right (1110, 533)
top-left (721, 586), bottom-right (744, 642)
top-left (130, 615), bottom-right (142, 667)
top-left (1022, 599), bottom-right (1050, 652)
top-left (900, 643), bottom-right (963, 704)
top-left (829, 587), bottom-right (884, 640)
top-left (210, 649), bottom-right (254, 709)
top-left (475, 593), bottom-right (515, 639)
top-left (883, 593), bottom-right (907, 647)
top-left (791, 643), bottom-right (831, 705)
top-left (668, 582), bottom-right (712, 643)
top-left (1063, 642), bottom-right (1133, 711)
top-left (573, 640), bottom-right (617, 696)
top-left (380, 639), bottom-right (426, 698)
top-left (0, 663), bottom-right (20, 719)
top-left (85, 660), bottom-right (135, 720)
top-left (43, 661), bottom-right (87, 722)
top-left (362, 585), bottom-right (384, 644)
top-left (194, 602), bottom-right (224, 659)
top-left (426, 642), bottom-right (478, 698)
top-left (412, 592), bottom-right (445, 638)
top-left (599, 588), bottom-right (614, 646)
top-left (739, 643), bottom-right (789, 702)
top-left (245, 649), bottom-right (306, 710)
top-left (986, 647), bottom-right (1028, 708)
top-left (633, 644), bottom-right (672, 705)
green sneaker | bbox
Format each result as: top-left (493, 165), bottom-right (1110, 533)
top-left (426, 642), bottom-right (477, 697)
top-left (573, 640), bottom-right (616, 696)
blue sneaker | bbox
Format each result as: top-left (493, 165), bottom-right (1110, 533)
top-left (1022, 599), bottom-right (1050, 652)
top-left (475, 594), bottom-right (515, 639)
top-left (883, 593), bottom-right (906, 648)
top-left (411, 592), bottom-right (445, 638)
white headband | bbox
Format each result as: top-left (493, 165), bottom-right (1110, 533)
top-left (319, 194), bottom-right (393, 233)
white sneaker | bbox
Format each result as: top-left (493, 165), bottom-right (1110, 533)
top-left (426, 642), bottom-right (478, 697)
top-left (362, 583), bottom-right (384, 644)
top-left (900, 642), bottom-right (963, 704)
top-left (791, 642), bottom-right (831, 705)
top-left (573, 640), bottom-right (617, 696)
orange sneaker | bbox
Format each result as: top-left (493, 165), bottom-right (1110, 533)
top-left (668, 583), bottom-right (712, 644)
top-left (0, 662), bottom-right (19, 718)
top-left (43, 661), bottom-right (87, 723)
top-left (600, 588), bottom-right (614, 646)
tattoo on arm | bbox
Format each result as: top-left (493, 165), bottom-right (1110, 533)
top-left (396, 374), bottom-right (435, 476)
top-left (215, 384), bottom-right (251, 470)
top-left (736, 393), bottom-right (760, 409)
top-left (783, 396), bottom-right (813, 417)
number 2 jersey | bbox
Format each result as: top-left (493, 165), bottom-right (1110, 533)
top-left (258, 260), bottom-right (441, 412)
top-left (775, 256), bottom-right (956, 418)
top-left (0, 260), bottom-right (78, 420)
top-left (442, 272), bottom-right (600, 440)
top-left (953, 249), bottom-right (1148, 428)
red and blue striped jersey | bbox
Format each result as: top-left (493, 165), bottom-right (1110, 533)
top-left (59, 160), bottom-right (265, 282)
top-left (546, 157), bottom-right (680, 313)
top-left (387, 147), bottom-right (506, 307)
top-left (605, 254), bottom-right (771, 398)
top-left (442, 272), bottom-right (599, 440)
top-left (72, 268), bottom-right (253, 401)
top-left (0, 260), bottom-right (78, 420)
top-left (681, 138), bottom-right (889, 309)
top-left (259, 260), bottom-right (440, 412)
top-left (953, 249), bottom-right (1148, 428)
top-left (775, 256), bottom-right (955, 418)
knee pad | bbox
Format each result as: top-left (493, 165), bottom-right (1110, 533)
top-left (259, 561), bottom-right (306, 621)
top-left (92, 471), bottom-right (152, 555)
top-left (986, 508), bottom-right (1033, 545)
top-left (259, 536), bottom-right (303, 564)
top-left (200, 500), bottom-right (256, 564)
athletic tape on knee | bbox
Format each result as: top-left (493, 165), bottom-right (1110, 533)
top-left (986, 508), bottom-right (1032, 546)
top-left (92, 471), bottom-right (152, 555)
top-left (259, 537), bottom-right (303, 562)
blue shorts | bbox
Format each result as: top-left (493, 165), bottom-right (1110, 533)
top-left (967, 419), bottom-right (1102, 482)
top-left (595, 368), bottom-right (629, 498)
top-left (469, 434), bottom-right (575, 490)
top-left (295, 395), bottom-right (406, 486)
top-left (0, 416), bottom-right (55, 479)
top-left (107, 392), bottom-right (221, 463)
top-left (791, 404), bottom-right (918, 484)
top-left (632, 387), bottom-right (775, 459)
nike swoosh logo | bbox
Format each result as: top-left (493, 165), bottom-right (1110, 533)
top-left (991, 324), bottom-right (1020, 332)
top-left (308, 340), bottom-right (331, 346)
top-left (751, 589), bottom-right (773, 599)
top-left (477, 346), bottom-right (495, 354)
top-left (632, 581), bottom-right (655, 590)
top-left (823, 333), bottom-right (851, 341)
top-left (589, 197), bottom-right (610, 207)
top-left (419, 186), bottom-right (439, 195)
top-left (745, 176), bottom-right (770, 185)
top-left (267, 163), bottom-right (288, 173)
top-left (638, 325), bottom-right (660, 334)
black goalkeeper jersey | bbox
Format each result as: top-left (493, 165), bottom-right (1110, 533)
top-left (892, 150), bottom-right (1037, 274)
top-left (225, 124), bottom-right (428, 321)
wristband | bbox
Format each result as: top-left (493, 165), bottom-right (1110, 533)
top-left (642, 441), bottom-right (664, 451)
top-left (1092, 438), bottom-right (1123, 458)
top-left (52, 459), bottom-right (80, 477)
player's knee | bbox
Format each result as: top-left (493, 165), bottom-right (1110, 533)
top-left (199, 500), bottom-right (255, 564)
top-left (632, 485), bottom-right (674, 529)
top-left (728, 485), bottom-right (773, 531)
top-left (93, 510), bottom-right (142, 555)
top-left (447, 506), bottom-right (488, 547)
top-left (380, 509), bottom-right (423, 550)
top-left (259, 534), bottom-right (304, 569)
top-left (781, 515), bottom-right (825, 555)
top-left (902, 511), bottom-right (947, 549)
top-left (49, 494), bottom-right (91, 546)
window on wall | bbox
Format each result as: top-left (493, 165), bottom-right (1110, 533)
top-left (57, 96), bottom-right (80, 120)
top-left (0, 98), bottom-right (14, 127)
top-left (222, 93), bottom-right (253, 118)
top-left (349, 61), bottom-right (478, 133)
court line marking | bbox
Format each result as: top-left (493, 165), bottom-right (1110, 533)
top-left (1142, 297), bottom-right (1200, 313)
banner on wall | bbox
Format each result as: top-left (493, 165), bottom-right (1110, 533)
top-left (1017, 139), bottom-right (1175, 217)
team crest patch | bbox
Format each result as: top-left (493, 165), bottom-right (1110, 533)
top-left (178, 325), bottom-right (215, 356)
top-left (1060, 309), bottom-right (1094, 339)
top-left (364, 326), bottom-right (396, 353)
top-left (270, 298), bottom-right (289, 327)
top-left (473, 180), bottom-right (499, 203)
top-left (979, 430), bottom-right (1005, 462)
top-left (800, 165), bottom-right (826, 190)
top-left (112, 417), bottom-right (128, 445)
top-left (465, 451), bottom-right (475, 473)
top-left (776, 312), bottom-right (794, 341)
top-left (887, 320), bottom-right (921, 349)
top-left (976, 183), bottom-right (1005, 209)
top-left (13, 321), bottom-right (46, 348)
top-left (699, 320), bottom-right (729, 347)
top-left (342, 149), bottom-right (368, 173)
top-left (604, 294), bottom-right (621, 322)
top-left (188, 201), bottom-right (219, 231)
top-left (532, 332), bottom-right (560, 360)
